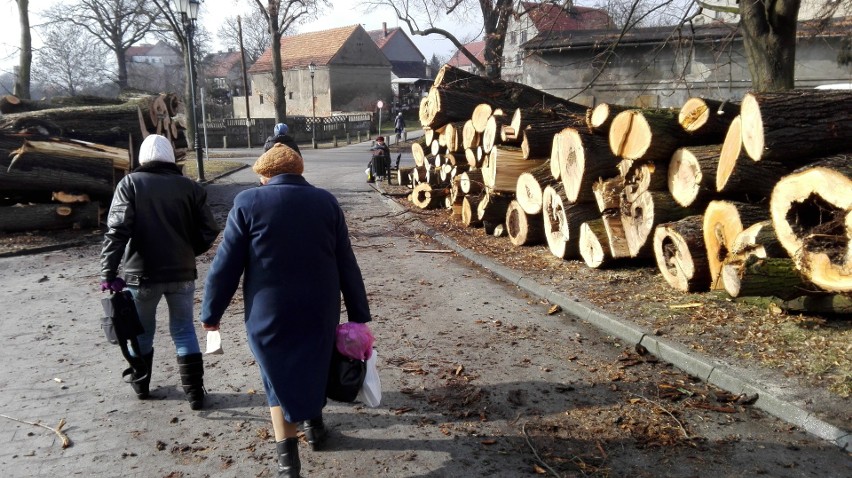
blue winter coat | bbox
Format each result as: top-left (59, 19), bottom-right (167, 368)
top-left (200, 174), bottom-right (371, 422)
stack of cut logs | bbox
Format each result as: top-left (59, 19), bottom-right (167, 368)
top-left (404, 64), bottom-right (851, 311)
top-left (0, 93), bottom-right (188, 233)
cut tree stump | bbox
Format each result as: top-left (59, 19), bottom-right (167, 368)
top-left (608, 108), bottom-right (706, 163)
top-left (740, 90), bottom-right (852, 162)
top-left (579, 219), bottom-right (618, 269)
top-left (411, 183), bottom-right (448, 209)
top-left (668, 145), bottom-right (722, 207)
top-left (621, 190), bottom-right (698, 258)
top-left (559, 128), bottom-right (621, 204)
top-left (593, 176), bottom-right (625, 213)
top-left (506, 199), bottom-right (545, 246)
top-left (769, 155), bottom-right (852, 293)
top-left (515, 160), bottom-right (558, 215)
top-left (652, 215), bottom-right (711, 292)
top-left (586, 103), bottom-right (633, 135)
top-left (703, 200), bottom-right (770, 290)
top-left (678, 97), bottom-right (739, 140)
top-left (482, 146), bottom-right (546, 193)
top-left (542, 184), bottom-right (599, 259)
top-left (461, 194), bottom-right (483, 227)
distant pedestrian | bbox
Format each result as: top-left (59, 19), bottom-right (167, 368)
top-left (99, 134), bottom-right (220, 410)
top-left (369, 136), bottom-right (390, 181)
top-left (394, 112), bottom-right (406, 142)
top-left (200, 143), bottom-right (372, 477)
top-left (264, 123), bottom-right (301, 155)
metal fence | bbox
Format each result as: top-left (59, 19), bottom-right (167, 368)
top-left (201, 113), bottom-right (374, 148)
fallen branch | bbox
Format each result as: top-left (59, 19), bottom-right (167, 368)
top-left (631, 394), bottom-right (690, 439)
top-left (0, 414), bottom-right (72, 448)
top-left (521, 422), bottom-right (562, 477)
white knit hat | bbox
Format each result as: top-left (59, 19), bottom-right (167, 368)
top-left (138, 134), bottom-right (175, 164)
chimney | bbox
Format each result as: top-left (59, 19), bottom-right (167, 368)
top-left (383, 22), bottom-right (387, 37)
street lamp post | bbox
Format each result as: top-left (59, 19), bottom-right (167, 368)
top-left (309, 62), bottom-right (316, 149)
top-left (176, 0), bottom-right (205, 181)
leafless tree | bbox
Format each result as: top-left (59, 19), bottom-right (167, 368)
top-left (42, 0), bottom-right (154, 91)
top-left (218, 9), bottom-right (271, 65)
top-left (14, 0), bottom-right (32, 99)
top-left (249, 0), bottom-right (321, 122)
top-left (32, 22), bottom-right (112, 97)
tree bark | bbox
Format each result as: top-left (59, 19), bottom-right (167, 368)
top-left (461, 194), bottom-right (483, 228)
top-left (740, 90), bottom-right (852, 162)
top-left (653, 215), bottom-right (710, 292)
top-left (460, 169), bottom-right (485, 195)
top-left (593, 176), bottom-right (625, 213)
top-left (722, 257), bottom-right (813, 300)
top-left (506, 199), bottom-right (545, 246)
top-left (769, 155), bottom-right (852, 293)
top-left (739, 0), bottom-right (800, 92)
top-left (521, 119), bottom-right (583, 160)
top-left (482, 146), bottom-right (546, 193)
top-left (586, 103), bottom-right (633, 136)
top-left (477, 192), bottom-right (512, 234)
top-left (0, 202), bottom-right (99, 233)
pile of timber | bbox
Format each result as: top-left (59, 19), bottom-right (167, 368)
top-left (0, 93), bottom-right (188, 232)
top-left (405, 66), bottom-right (852, 313)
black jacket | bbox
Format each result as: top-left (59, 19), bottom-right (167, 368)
top-left (264, 134), bottom-right (301, 154)
top-left (100, 161), bottom-right (220, 284)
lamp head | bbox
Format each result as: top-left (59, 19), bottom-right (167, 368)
top-left (308, 62), bottom-right (316, 77)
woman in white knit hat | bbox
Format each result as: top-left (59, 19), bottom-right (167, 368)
top-left (99, 134), bottom-right (220, 410)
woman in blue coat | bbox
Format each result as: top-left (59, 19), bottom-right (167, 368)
top-left (200, 143), bottom-right (371, 478)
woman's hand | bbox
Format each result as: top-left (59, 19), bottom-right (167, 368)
top-left (203, 323), bottom-right (220, 331)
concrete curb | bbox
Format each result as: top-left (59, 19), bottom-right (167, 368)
top-left (377, 189), bottom-right (850, 451)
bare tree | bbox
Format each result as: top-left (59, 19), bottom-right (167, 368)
top-left (218, 9), bottom-right (271, 65)
top-left (32, 22), bottom-right (111, 97)
top-left (249, 0), bottom-right (320, 122)
top-left (42, 0), bottom-right (154, 91)
top-left (14, 0), bottom-right (32, 99)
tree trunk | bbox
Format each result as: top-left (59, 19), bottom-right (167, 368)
top-left (769, 155), bottom-right (852, 293)
top-left (461, 194), bottom-right (483, 228)
top-left (703, 200), bottom-right (770, 290)
top-left (678, 97), bottom-right (739, 140)
top-left (653, 215), bottom-right (710, 292)
top-left (559, 128), bottom-right (621, 204)
top-left (482, 146), bottom-right (546, 193)
top-left (0, 202), bottom-right (99, 233)
top-left (477, 192), bottom-right (512, 234)
top-left (481, 111), bottom-right (510, 153)
top-left (740, 90), bottom-right (852, 162)
top-left (462, 119), bottom-right (480, 151)
top-left (609, 108), bottom-right (708, 163)
top-left (14, 0), bottom-right (32, 100)
top-left (586, 103), bottom-right (633, 135)
top-left (515, 160), bottom-right (558, 215)
top-left (506, 199), bottom-right (545, 246)
top-left (580, 219), bottom-right (622, 269)
top-left (471, 103), bottom-right (494, 133)
top-left (621, 190), bottom-right (700, 258)
top-left (520, 117), bottom-right (584, 160)
top-left (542, 184), bottom-right (599, 259)
top-left (411, 183), bottom-right (448, 209)
top-left (739, 0), bottom-right (800, 92)
top-left (440, 121), bottom-right (466, 153)
top-left (593, 176), bottom-right (624, 213)
top-left (668, 145), bottom-right (722, 207)
top-left (722, 257), bottom-right (813, 300)
top-left (602, 211), bottom-right (632, 259)
top-left (460, 169), bottom-right (485, 195)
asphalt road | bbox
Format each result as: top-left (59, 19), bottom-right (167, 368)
top-left (0, 139), bottom-right (849, 477)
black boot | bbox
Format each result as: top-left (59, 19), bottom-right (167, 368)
top-left (303, 416), bottom-right (328, 451)
top-left (122, 349), bottom-right (153, 399)
top-left (176, 353), bottom-right (205, 410)
top-left (276, 437), bottom-right (301, 478)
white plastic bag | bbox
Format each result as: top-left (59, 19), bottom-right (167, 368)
top-left (356, 349), bottom-right (381, 407)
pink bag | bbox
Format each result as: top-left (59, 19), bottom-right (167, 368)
top-left (335, 322), bottom-right (374, 360)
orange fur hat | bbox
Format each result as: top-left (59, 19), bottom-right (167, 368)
top-left (252, 143), bottom-right (304, 177)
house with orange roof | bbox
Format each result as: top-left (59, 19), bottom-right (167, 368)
top-left (502, 1), bottom-right (612, 82)
top-left (201, 50), bottom-right (246, 110)
top-left (236, 24), bottom-right (392, 119)
top-left (446, 40), bottom-right (486, 74)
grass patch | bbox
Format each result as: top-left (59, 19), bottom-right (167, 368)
top-left (182, 159), bottom-right (248, 180)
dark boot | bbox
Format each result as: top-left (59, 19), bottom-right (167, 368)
top-left (122, 349), bottom-right (153, 399)
top-left (276, 437), bottom-right (301, 478)
top-left (303, 416), bottom-right (328, 451)
top-left (176, 353), bottom-right (204, 410)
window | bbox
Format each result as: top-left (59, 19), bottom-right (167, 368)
top-left (259, 95), bottom-right (264, 105)
top-left (509, 31), bottom-right (516, 45)
top-left (520, 30), bottom-right (527, 43)
top-left (288, 92), bottom-right (293, 100)
top-left (516, 53), bottom-right (521, 67)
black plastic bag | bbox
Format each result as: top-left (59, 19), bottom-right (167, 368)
top-left (326, 348), bottom-right (366, 403)
top-left (101, 290), bottom-right (144, 343)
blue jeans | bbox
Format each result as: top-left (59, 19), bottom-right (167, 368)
top-left (127, 281), bottom-right (200, 357)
